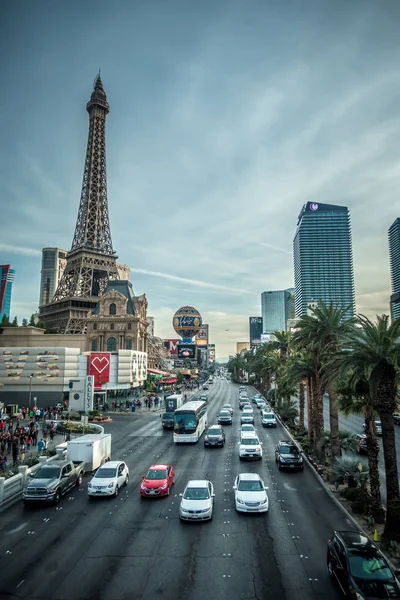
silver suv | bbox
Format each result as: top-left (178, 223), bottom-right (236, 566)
top-left (238, 433), bottom-right (263, 460)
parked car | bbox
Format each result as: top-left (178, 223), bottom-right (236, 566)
top-left (354, 433), bottom-right (379, 455)
top-left (88, 461), bottom-right (129, 498)
top-left (275, 440), bottom-right (303, 471)
top-left (327, 530), bottom-right (400, 599)
top-left (179, 480), bottom-right (215, 521)
top-left (23, 459), bottom-right (85, 505)
top-left (233, 473), bottom-right (268, 513)
top-left (218, 410), bottom-right (232, 425)
top-left (204, 425), bottom-right (225, 448)
top-left (261, 411), bottom-right (277, 428)
top-left (140, 464), bottom-right (175, 497)
top-left (238, 433), bottom-right (263, 460)
top-left (363, 420), bottom-right (382, 436)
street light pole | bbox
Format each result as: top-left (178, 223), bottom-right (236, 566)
top-left (28, 374), bottom-right (33, 410)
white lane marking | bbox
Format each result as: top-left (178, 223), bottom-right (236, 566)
top-left (6, 523), bottom-right (28, 535)
top-left (283, 483), bottom-right (297, 492)
top-left (16, 580), bottom-right (25, 588)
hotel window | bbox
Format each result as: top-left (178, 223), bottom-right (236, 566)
top-left (109, 303), bottom-right (117, 316)
top-left (127, 323), bottom-right (132, 330)
top-left (126, 339), bottom-right (132, 350)
top-left (110, 323), bottom-right (114, 330)
top-left (91, 340), bottom-right (97, 351)
top-left (93, 323), bottom-right (97, 330)
top-left (106, 337), bottom-right (117, 352)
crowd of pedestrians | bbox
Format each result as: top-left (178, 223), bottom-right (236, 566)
top-left (0, 403), bottom-right (64, 474)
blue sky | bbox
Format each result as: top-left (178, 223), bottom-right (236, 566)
top-left (1, 0), bottom-right (400, 358)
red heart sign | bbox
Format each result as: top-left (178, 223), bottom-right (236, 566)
top-left (91, 356), bottom-right (110, 373)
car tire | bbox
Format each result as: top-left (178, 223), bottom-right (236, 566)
top-left (114, 485), bottom-right (119, 497)
top-left (76, 473), bottom-right (83, 487)
top-left (54, 490), bottom-right (61, 504)
top-left (167, 487), bottom-right (170, 496)
top-left (278, 464), bottom-right (282, 471)
top-left (125, 474), bottom-right (129, 486)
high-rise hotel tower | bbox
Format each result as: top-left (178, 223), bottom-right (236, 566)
top-left (293, 202), bottom-right (355, 319)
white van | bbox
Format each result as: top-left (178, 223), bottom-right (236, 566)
top-left (261, 411), bottom-right (277, 428)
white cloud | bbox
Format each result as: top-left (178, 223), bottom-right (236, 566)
top-left (0, 244), bottom-right (41, 257)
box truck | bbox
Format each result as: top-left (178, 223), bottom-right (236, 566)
top-left (67, 433), bottom-right (112, 471)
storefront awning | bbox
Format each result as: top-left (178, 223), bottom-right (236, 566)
top-left (160, 378), bottom-right (177, 384)
top-left (148, 368), bottom-right (173, 377)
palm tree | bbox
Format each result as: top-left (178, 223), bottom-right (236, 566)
top-left (271, 330), bottom-right (292, 364)
top-left (287, 352), bottom-right (314, 430)
top-left (329, 315), bottom-right (400, 541)
top-left (293, 302), bottom-right (356, 459)
top-left (227, 354), bottom-right (244, 383)
top-left (336, 376), bottom-right (384, 523)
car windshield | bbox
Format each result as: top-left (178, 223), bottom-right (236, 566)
top-left (95, 468), bottom-right (117, 478)
top-left (348, 553), bottom-right (392, 580)
top-left (242, 425), bottom-right (254, 431)
top-left (238, 480), bottom-right (263, 491)
top-left (34, 467), bottom-right (61, 479)
top-left (280, 446), bottom-right (298, 455)
top-left (146, 469), bottom-right (167, 479)
top-left (241, 438), bottom-right (259, 445)
top-left (207, 428), bottom-right (222, 436)
top-left (264, 414), bottom-right (275, 419)
top-left (220, 411), bottom-right (230, 417)
top-left (162, 413), bottom-right (173, 419)
top-left (184, 487), bottom-right (210, 500)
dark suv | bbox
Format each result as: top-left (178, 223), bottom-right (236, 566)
top-left (275, 440), bottom-right (303, 471)
top-left (327, 530), bottom-right (400, 599)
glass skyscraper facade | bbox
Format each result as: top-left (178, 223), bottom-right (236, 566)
top-left (389, 218), bottom-right (400, 321)
top-left (261, 289), bottom-right (295, 333)
top-left (0, 265), bottom-right (15, 320)
top-left (39, 248), bottom-right (68, 306)
top-left (293, 202), bottom-right (355, 319)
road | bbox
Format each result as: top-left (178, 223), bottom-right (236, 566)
top-left (297, 394), bottom-right (400, 505)
top-left (0, 378), bottom-right (356, 600)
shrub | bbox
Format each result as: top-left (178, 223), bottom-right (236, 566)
top-left (332, 456), bottom-right (368, 488)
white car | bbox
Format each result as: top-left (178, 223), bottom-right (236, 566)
top-left (241, 410), bottom-right (254, 424)
top-left (179, 480), bottom-right (215, 521)
top-left (233, 473), bottom-right (269, 513)
top-left (240, 424), bottom-right (257, 434)
top-left (261, 411), bottom-right (277, 428)
top-left (238, 433), bottom-right (263, 460)
top-left (222, 403), bottom-right (233, 415)
top-left (88, 461), bottom-right (129, 498)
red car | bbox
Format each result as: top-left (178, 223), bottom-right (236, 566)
top-left (140, 464), bottom-right (175, 497)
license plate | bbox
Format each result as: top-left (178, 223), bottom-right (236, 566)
top-left (150, 490), bottom-right (156, 495)
top-left (248, 454), bottom-right (254, 457)
top-left (290, 465), bottom-right (294, 468)
top-left (191, 515), bottom-right (199, 519)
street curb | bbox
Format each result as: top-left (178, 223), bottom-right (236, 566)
top-left (274, 409), bottom-right (399, 571)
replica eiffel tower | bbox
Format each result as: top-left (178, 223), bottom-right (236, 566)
top-left (39, 74), bottom-right (119, 333)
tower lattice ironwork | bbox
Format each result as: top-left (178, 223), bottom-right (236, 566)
top-left (39, 75), bottom-right (119, 334)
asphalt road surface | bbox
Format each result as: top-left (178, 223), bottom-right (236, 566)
top-left (0, 378), bottom-right (356, 600)
top-left (297, 393), bottom-right (400, 505)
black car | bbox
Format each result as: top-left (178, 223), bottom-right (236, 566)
top-left (204, 425), bottom-right (225, 448)
top-left (275, 440), bottom-right (303, 470)
top-left (239, 398), bottom-right (250, 410)
top-left (327, 530), bottom-right (400, 599)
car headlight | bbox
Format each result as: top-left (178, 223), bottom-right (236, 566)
top-left (236, 498), bottom-right (245, 505)
top-left (181, 507), bottom-right (189, 513)
top-left (88, 482), bottom-right (93, 488)
top-left (160, 483), bottom-right (168, 489)
top-left (108, 482), bottom-right (115, 488)
top-left (298, 457), bottom-right (303, 463)
top-left (200, 508), bottom-right (210, 513)
top-left (261, 498), bottom-right (268, 505)
top-left (255, 447), bottom-right (261, 452)
top-left (279, 457), bottom-right (286, 462)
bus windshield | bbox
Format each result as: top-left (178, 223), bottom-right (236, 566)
top-left (174, 412), bottom-right (197, 433)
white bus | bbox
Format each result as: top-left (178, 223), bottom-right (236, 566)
top-left (173, 401), bottom-right (208, 443)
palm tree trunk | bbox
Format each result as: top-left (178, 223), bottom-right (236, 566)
top-left (306, 377), bottom-right (313, 442)
top-left (299, 382), bottom-right (305, 429)
top-left (327, 386), bottom-right (340, 458)
top-left (379, 410), bottom-right (400, 541)
top-left (364, 411), bottom-right (384, 523)
top-left (312, 353), bottom-right (324, 461)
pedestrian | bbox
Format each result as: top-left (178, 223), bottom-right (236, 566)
top-left (49, 427), bottom-right (55, 443)
top-left (26, 434), bottom-right (32, 452)
top-left (12, 441), bottom-right (19, 466)
top-left (37, 438), bottom-right (46, 454)
top-left (19, 439), bottom-right (26, 464)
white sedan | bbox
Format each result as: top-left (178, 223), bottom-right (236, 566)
top-left (88, 461), bottom-right (129, 498)
top-left (233, 473), bottom-right (269, 513)
top-left (179, 479), bottom-right (215, 521)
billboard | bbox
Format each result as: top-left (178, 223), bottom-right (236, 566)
top-left (177, 344), bottom-right (197, 359)
top-left (249, 317), bottom-right (263, 349)
top-left (0, 347), bottom-right (80, 385)
top-left (117, 350), bottom-right (147, 385)
top-left (87, 353), bottom-right (111, 388)
top-left (163, 339), bottom-right (180, 356)
top-left (195, 324), bottom-right (209, 347)
top-left (208, 344), bottom-right (215, 363)
top-left (261, 333), bottom-right (276, 344)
